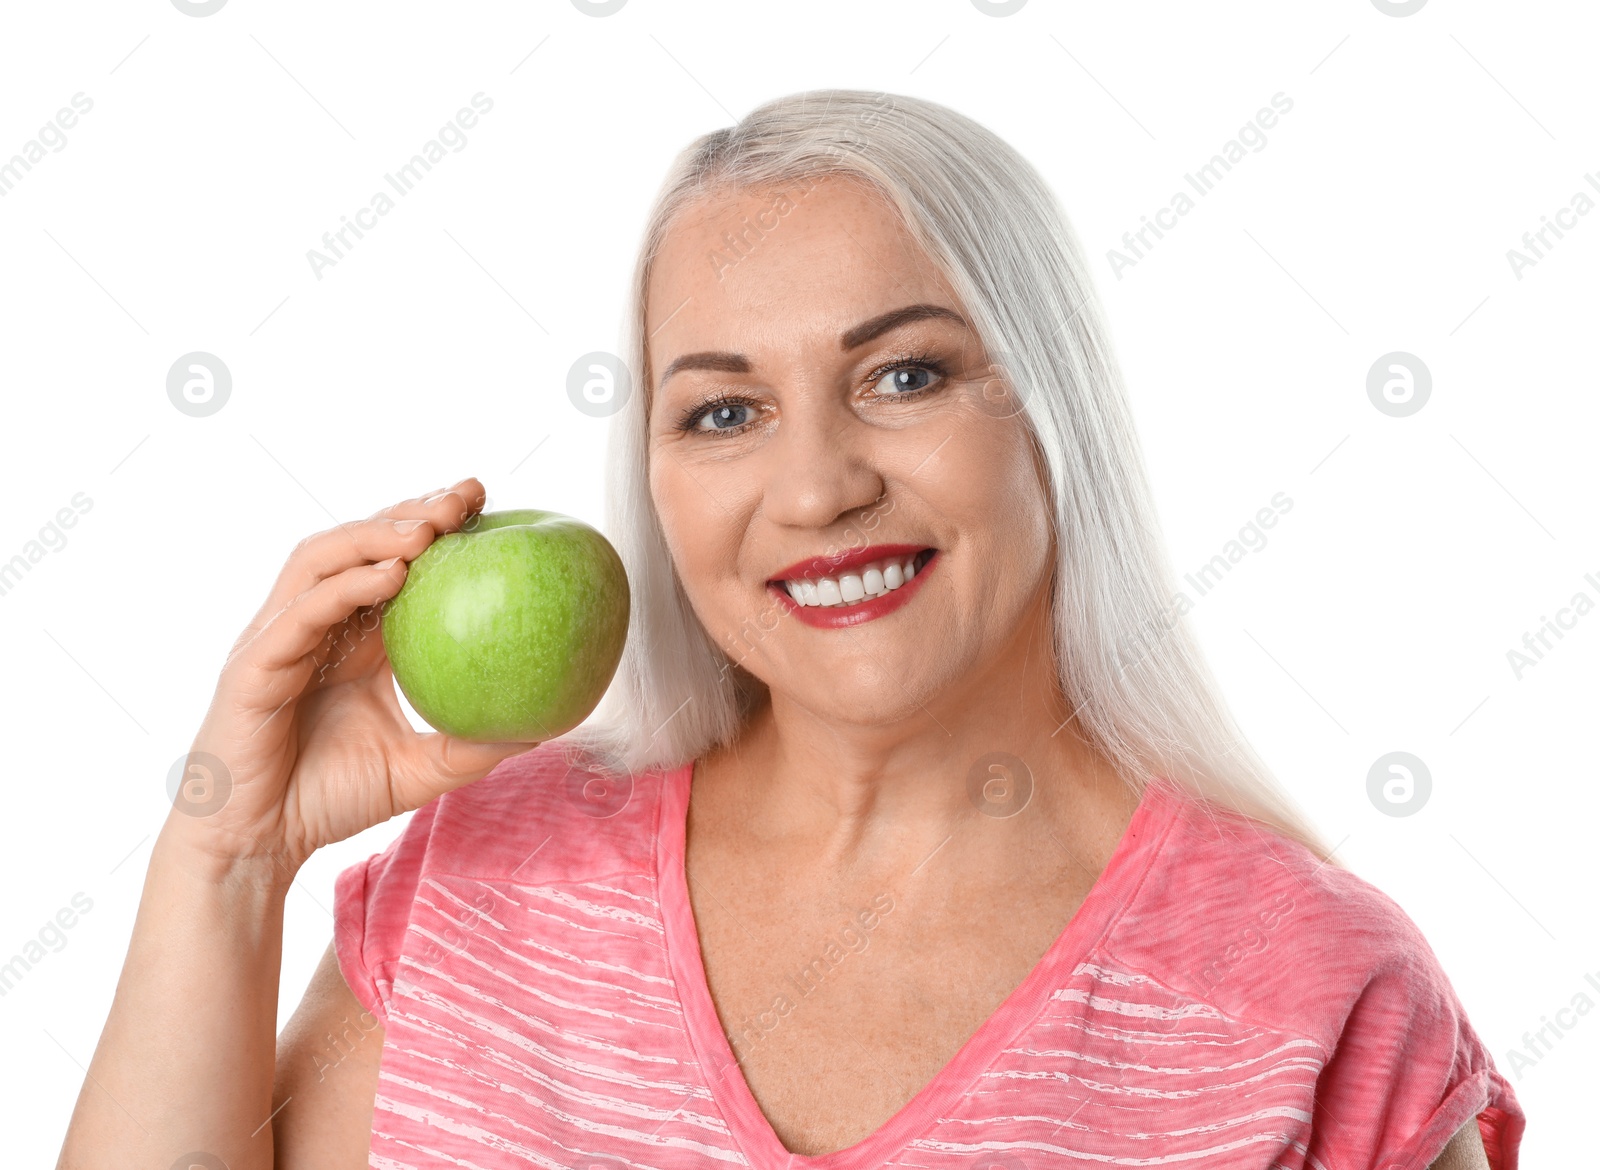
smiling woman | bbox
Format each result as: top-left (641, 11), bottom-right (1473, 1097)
top-left (589, 99), bottom-right (1335, 852)
top-left (58, 88), bottom-right (1524, 1170)
top-left (353, 89), bottom-right (1521, 1166)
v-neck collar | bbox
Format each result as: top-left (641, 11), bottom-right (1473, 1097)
top-left (654, 759), bottom-right (1176, 1170)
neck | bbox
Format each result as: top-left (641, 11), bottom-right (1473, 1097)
top-left (694, 591), bottom-right (1132, 876)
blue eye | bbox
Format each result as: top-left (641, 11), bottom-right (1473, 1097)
top-left (673, 351), bottom-right (947, 439)
top-left (700, 402), bottom-right (749, 430)
top-left (673, 395), bottom-right (759, 436)
top-left (681, 398), bottom-right (757, 434)
top-left (873, 365), bottom-right (938, 395)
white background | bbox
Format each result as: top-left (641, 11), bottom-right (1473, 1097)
top-left (1, 0), bottom-right (1594, 1162)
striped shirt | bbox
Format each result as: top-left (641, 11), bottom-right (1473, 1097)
top-left (333, 742), bottom-right (1524, 1169)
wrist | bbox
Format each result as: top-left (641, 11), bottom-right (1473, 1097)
top-left (152, 814), bottom-right (304, 899)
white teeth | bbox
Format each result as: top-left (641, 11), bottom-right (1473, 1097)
top-left (779, 553), bottom-right (927, 608)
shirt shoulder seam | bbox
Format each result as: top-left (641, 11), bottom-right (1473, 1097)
top-left (1094, 793), bottom-right (1335, 1058)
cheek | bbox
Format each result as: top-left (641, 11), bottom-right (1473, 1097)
top-left (931, 421), bottom-right (1051, 549)
top-left (649, 461), bottom-right (699, 568)
top-left (650, 459), bottom-right (741, 584)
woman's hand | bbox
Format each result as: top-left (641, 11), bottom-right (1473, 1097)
top-left (164, 476), bottom-right (538, 881)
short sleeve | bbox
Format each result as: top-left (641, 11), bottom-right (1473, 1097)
top-left (1306, 916), bottom-right (1525, 1170)
top-left (331, 800), bottom-right (441, 1029)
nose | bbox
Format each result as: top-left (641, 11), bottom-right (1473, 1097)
top-left (758, 398), bottom-right (888, 537)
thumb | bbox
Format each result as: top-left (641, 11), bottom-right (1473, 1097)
top-left (437, 734), bottom-right (538, 778)
top-left (396, 734), bottom-right (539, 809)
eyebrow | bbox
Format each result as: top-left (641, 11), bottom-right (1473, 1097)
top-left (656, 302), bottom-right (968, 391)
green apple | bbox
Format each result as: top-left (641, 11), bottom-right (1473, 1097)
top-left (380, 509), bottom-right (629, 742)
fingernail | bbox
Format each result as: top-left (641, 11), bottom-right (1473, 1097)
top-left (423, 490), bottom-right (455, 504)
top-left (394, 519), bottom-right (424, 533)
top-left (375, 556), bottom-right (401, 569)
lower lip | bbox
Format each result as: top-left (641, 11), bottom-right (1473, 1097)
top-left (767, 551), bottom-right (939, 629)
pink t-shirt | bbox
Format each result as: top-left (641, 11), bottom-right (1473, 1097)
top-left (333, 742), bottom-right (1524, 1169)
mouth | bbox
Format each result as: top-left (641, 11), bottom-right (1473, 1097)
top-left (770, 547), bottom-right (936, 608)
top-left (765, 546), bottom-right (939, 629)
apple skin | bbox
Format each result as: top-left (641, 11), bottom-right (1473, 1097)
top-left (380, 509), bottom-right (630, 742)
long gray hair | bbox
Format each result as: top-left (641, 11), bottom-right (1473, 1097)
top-left (565, 88), bottom-right (1330, 859)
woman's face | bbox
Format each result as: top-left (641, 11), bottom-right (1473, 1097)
top-left (645, 174), bottom-right (1056, 729)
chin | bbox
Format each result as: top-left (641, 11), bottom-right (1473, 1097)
top-left (787, 678), bottom-right (938, 727)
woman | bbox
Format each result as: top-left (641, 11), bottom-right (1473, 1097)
top-left (60, 90), bottom-right (1522, 1168)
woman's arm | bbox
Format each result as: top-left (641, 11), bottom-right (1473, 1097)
top-left (1429, 1118), bottom-right (1492, 1170)
top-left (271, 941), bottom-right (384, 1168)
top-left (55, 834), bottom-right (294, 1169)
top-left (55, 479), bottom-right (534, 1168)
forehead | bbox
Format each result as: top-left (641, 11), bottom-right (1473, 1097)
top-left (644, 174), bottom-right (958, 377)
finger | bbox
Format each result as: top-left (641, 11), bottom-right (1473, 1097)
top-left (367, 477), bottom-right (487, 527)
top-left (241, 517), bottom-right (437, 646)
top-left (374, 486), bottom-right (487, 540)
top-left (390, 733), bottom-right (540, 813)
top-left (244, 477), bottom-right (485, 641)
top-left (240, 557), bottom-right (411, 686)
top-left (302, 600), bottom-right (391, 687)
top-left (248, 475), bottom-right (485, 679)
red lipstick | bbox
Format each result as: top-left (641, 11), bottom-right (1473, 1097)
top-left (766, 548), bottom-right (939, 629)
top-left (766, 542), bottom-right (931, 585)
